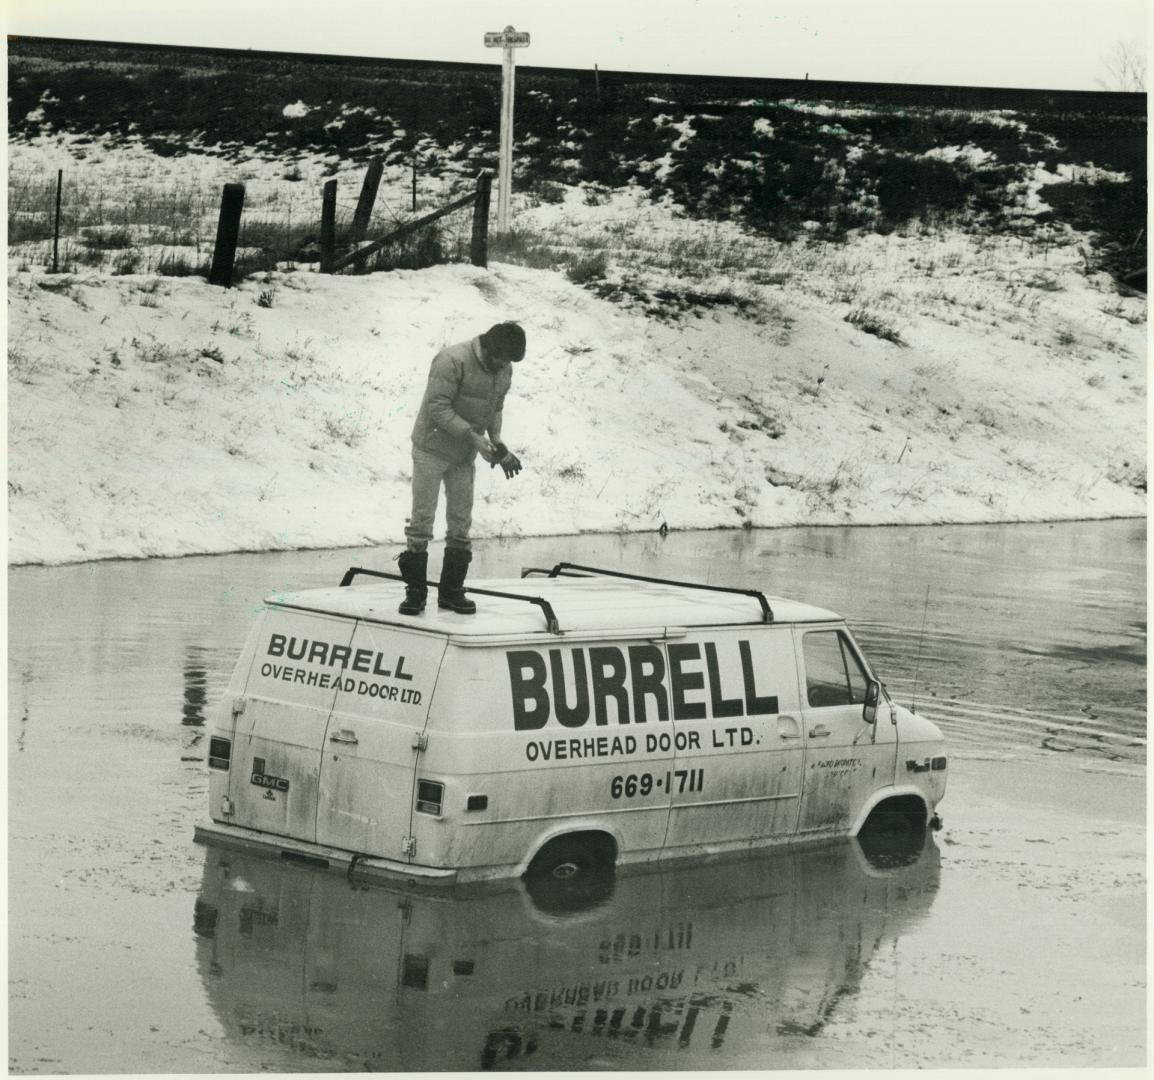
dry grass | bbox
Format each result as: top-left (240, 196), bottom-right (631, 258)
top-left (7, 160), bottom-right (477, 279)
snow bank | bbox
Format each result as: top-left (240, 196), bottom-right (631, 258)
top-left (6, 230), bottom-right (1145, 566)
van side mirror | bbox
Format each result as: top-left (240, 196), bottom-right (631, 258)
top-left (863, 679), bottom-right (881, 725)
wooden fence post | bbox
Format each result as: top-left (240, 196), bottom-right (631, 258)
top-left (320, 179), bottom-right (338, 273)
top-left (52, 169), bottom-right (63, 273)
top-left (351, 160), bottom-right (383, 246)
top-left (470, 171), bottom-right (493, 269)
top-left (208, 182), bottom-right (246, 287)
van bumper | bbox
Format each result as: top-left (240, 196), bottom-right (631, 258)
top-left (193, 821), bottom-right (459, 886)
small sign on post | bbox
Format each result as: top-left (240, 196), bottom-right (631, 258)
top-left (484, 25), bottom-right (530, 233)
top-left (483, 28), bottom-right (530, 47)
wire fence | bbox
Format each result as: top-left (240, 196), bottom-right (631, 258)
top-left (7, 157), bottom-right (484, 278)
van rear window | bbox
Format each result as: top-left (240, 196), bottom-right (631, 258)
top-left (803, 630), bottom-right (868, 708)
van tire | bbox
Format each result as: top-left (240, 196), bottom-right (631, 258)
top-left (527, 835), bottom-right (612, 881)
top-left (524, 834), bottom-right (616, 916)
top-left (862, 808), bottom-right (916, 839)
top-left (857, 798), bottom-right (928, 869)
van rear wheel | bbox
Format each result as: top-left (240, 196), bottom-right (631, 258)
top-left (529, 835), bottom-right (607, 880)
top-left (524, 835), bottom-right (616, 915)
top-left (550, 857), bottom-right (581, 880)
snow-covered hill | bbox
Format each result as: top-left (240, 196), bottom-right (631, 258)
top-left (7, 217), bottom-right (1145, 566)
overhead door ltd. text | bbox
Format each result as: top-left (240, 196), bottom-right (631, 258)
top-left (260, 634), bottom-right (421, 703)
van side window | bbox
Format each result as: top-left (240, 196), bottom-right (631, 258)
top-left (803, 630), bottom-right (869, 708)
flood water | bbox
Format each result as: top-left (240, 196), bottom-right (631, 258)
top-left (8, 520), bottom-right (1146, 1071)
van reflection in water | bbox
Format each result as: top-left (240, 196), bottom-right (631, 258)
top-left (193, 828), bottom-right (939, 1071)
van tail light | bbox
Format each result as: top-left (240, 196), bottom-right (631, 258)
top-left (208, 737), bottom-right (232, 770)
top-left (416, 780), bottom-right (444, 816)
top-left (193, 900), bottom-right (219, 938)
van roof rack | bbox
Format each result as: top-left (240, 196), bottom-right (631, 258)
top-left (339, 566), bottom-right (561, 634)
top-left (524, 562), bottom-right (774, 623)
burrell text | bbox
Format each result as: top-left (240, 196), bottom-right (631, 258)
top-left (266, 634), bottom-right (413, 680)
top-left (507, 640), bottom-right (778, 731)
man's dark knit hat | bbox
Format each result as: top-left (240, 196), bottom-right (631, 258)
top-left (481, 321), bottom-right (526, 363)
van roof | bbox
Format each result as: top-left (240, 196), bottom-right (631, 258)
top-left (268, 573), bottom-right (842, 640)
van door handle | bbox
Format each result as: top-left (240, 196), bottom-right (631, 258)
top-left (776, 715), bottom-right (801, 740)
top-left (809, 725), bottom-right (831, 738)
top-left (329, 729), bottom-right (359, 745)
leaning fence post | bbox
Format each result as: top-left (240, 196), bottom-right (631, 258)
top-left (208, 182), bottom-right (245, 287)
top-left (470, 171), bottom-right (493, 268)
top-left (320, 179), bottom-right (338, 273)
top-left (351, 159), bottom-right (383, 246)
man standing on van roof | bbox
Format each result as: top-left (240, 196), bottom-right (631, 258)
top-left (397, 322), bottom-right (525, 616)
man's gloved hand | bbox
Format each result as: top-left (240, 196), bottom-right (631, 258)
top-left (500, 451), bottom-right (522, 479)
top-left (490, 441), bottom-right (522, 479)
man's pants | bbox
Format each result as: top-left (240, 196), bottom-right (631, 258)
top-left (405, 446), bottom-right (474, 552)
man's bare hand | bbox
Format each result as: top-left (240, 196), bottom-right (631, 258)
top-left (470, 431), bottom-right (498, 459)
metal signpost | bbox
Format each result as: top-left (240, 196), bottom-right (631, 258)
top-left (484, 25), bottom-right (530, 232)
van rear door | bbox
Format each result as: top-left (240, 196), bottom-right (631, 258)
top-left (314, 623), bottom-right (447, 861)
top-left (228, 609), bottom-right (355, 844)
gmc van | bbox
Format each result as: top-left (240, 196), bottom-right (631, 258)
top-left (195, 562), bottom-right (947, 884)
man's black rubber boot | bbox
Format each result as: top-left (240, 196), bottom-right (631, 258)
top-left (396, 550), bottom-right (428, 615)
top-left (438, 547), bottom-right (477, 614)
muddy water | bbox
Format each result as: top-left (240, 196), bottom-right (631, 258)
top-left (7, 520), bottom-right (1145, 1071)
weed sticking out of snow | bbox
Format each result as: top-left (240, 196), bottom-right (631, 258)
top-left (845, 307), bottom-right (907, 346)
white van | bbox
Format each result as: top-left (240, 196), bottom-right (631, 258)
top-left (195, 562), bottom-right (947, 884)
